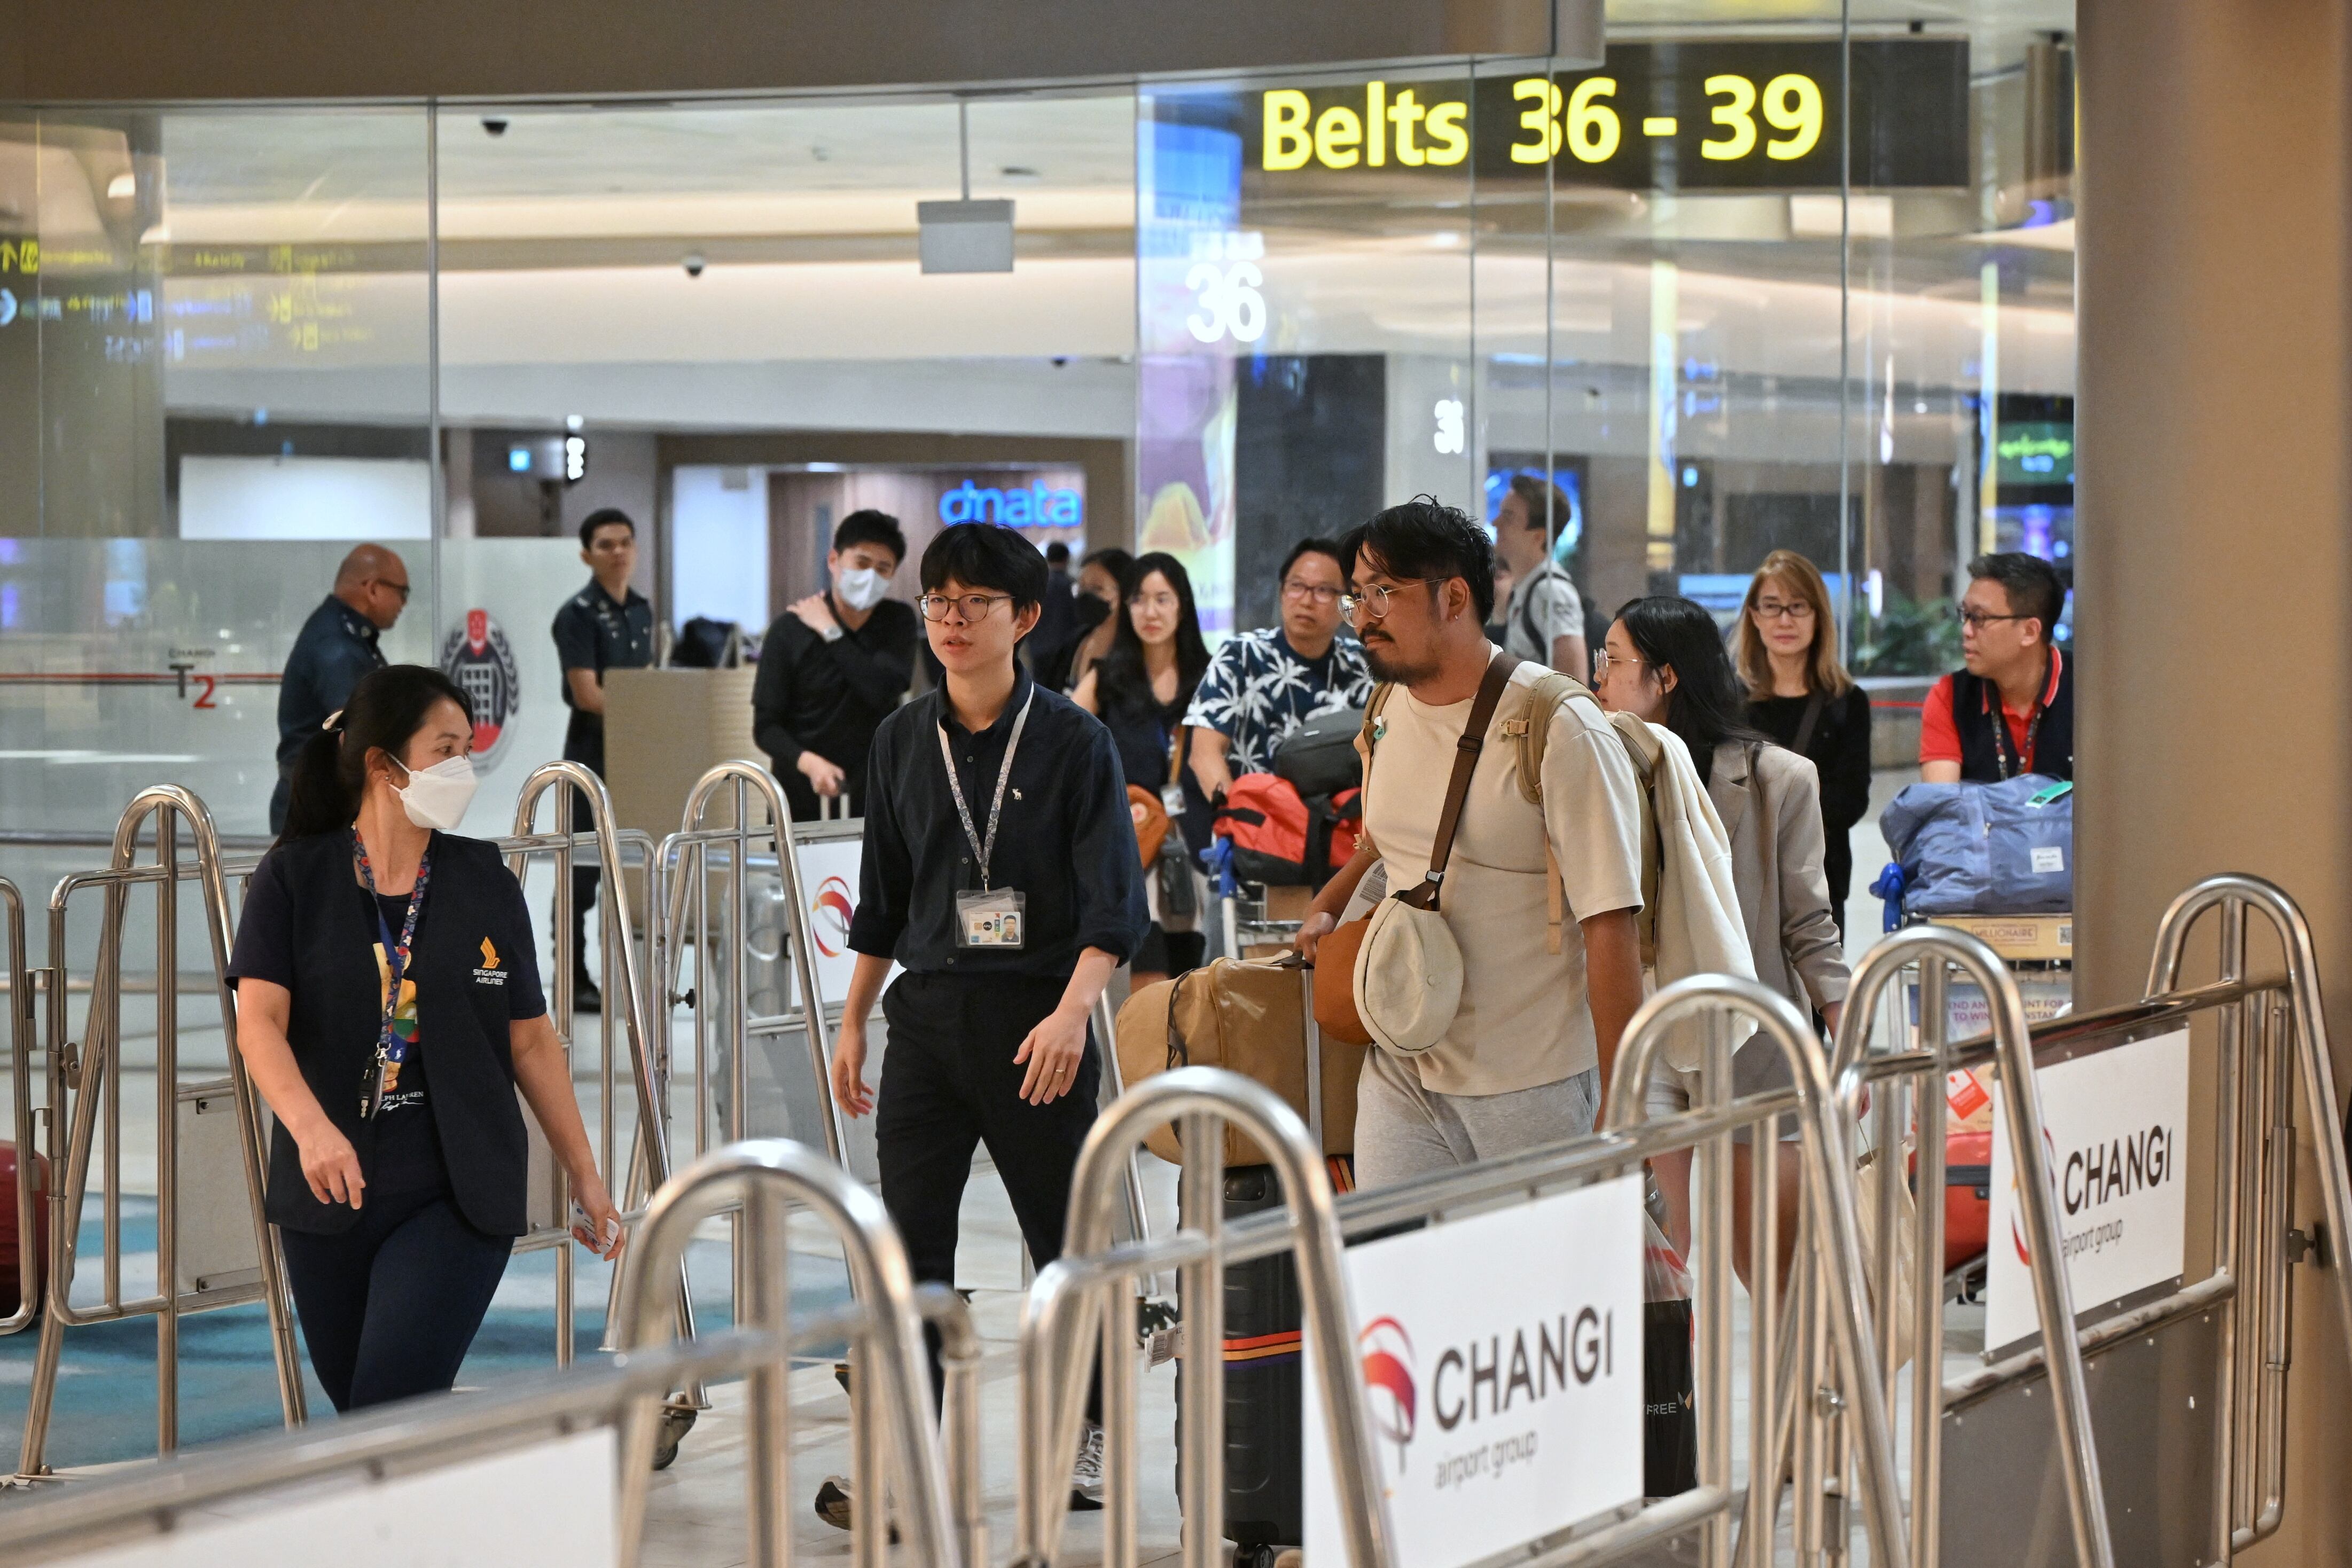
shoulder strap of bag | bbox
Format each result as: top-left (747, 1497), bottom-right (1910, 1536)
top-left (1517, 564), bottom-right (1551, 655)
top-left (1167, 723), bottom-right (1189, 789)
top-left (1791, 689), bottom-right (1827, 755)
top-left (1358, 682), bottom-right (1397, 756)
top-left (1395, 649), bottom-right (1518, 913)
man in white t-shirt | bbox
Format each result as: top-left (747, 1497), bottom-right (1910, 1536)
top-left (1296, 498), bottom-right (1647, 1188)
top-left (1493, 475), bottom-right (1588, 676)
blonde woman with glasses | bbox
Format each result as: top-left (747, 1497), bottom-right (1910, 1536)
top-left (1736, 551), bottom-right (1872, 937)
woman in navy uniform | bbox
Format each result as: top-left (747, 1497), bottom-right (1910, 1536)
top-left (229, 664), bottom-right (623, 1412)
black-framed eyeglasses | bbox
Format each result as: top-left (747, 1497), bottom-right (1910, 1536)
top-left (918, 592), bottom-right (1013, 624)
top-left (1282, 579), bottom-right (1343, 606)
top-left (374, 579), bottom-right (412, 604)
top-left (1751, 598), bottom-right (1813, 622)
top-left (1340, 579), bottom-right (1443, 622)
top-left (1958, 609), bottom-right (2027, 631)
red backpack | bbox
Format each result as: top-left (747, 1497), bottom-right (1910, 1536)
top-left (1214, 773), bottom-right (1360, 888)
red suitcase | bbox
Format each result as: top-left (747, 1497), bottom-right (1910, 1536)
top-left (0, 1141), bottom-right (49, 1321)
top-left (1941, 1128), bottom-right (1992, 1274)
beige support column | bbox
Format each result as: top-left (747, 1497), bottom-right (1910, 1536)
top-left (2076, 3), bottom-right (2351, 1559)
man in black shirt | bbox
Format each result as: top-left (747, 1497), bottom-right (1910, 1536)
top-left (272, 544), bottom-right (405, 833)
top-left (550, 508), bottom-right (654, 1006)
top-left (752, 509), bottom-right (918, 822)
top-left (826, 522), bottom-right (1144, 1522)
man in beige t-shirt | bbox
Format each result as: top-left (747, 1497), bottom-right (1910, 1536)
top-left (1298, 499), bottom-right (1647, 1189)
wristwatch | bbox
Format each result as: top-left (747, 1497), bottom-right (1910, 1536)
top-left (821, 623), bottom-right (844, 643)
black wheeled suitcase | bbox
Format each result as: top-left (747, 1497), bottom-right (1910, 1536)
top-left (1178, 1157), bottom-right (1357, 1568)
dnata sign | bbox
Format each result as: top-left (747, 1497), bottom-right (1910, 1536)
top-left (939, 479), bottom-right (1083, 529)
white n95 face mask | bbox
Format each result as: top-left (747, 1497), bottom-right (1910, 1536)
top-left (392, 755), bottom-right (479, 830)
top-left (836, 567), bottom-right (888, 613)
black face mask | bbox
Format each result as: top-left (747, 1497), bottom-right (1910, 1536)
top-left (1071, 592), bottom-right (1112, 634)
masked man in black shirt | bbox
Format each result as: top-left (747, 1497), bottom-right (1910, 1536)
top-left (752, 509), bottom-right (918, 822)
top-left (821, 522), bottom-right (1144, 1528)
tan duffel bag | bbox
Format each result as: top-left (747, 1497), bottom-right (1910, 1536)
top-left (1114, 955), bottom-right (1361, 1167)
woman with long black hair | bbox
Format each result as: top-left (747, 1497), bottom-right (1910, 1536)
top-left (1074, 551), bottom-right (1213, 986)
top-left (228, 663), bottom-right (622, 1412)
top-left (1596, 595), bottom-right (1848, 1288)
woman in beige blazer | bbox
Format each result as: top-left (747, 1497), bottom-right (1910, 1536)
top-left (1598, 597), bottom-right (1852, 1290)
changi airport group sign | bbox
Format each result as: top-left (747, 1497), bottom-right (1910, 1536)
top-left (1248, 40), bottom-right (1969, 191)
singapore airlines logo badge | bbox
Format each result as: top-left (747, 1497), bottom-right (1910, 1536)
top-left (474, 937), bottom-right (506, 985)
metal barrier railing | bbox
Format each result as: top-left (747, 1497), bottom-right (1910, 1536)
top-left (611, 1137), bottom-right (970, 1568)
top-left (0, 1138), bottom-right (974, 1568)
top-left (652, 761), bottom-right (846, 1177)
top-left (1828, 873), bottom-right (2352, 1568)
top-left (2, 874), bottom-right (34, 1337)
top-left (506, 762), bottom-right (678, 1369)
top-left (13, 772), bottom-right (669, 1478)
top-left (14, 787), bottom-right (303, 1478)
top-left (1828, 926), bottom-right (2108, 1568)
top-left (2146, 874), bottom-right (2352, 1555)
top-left (1019, 974), bottom-right (1906, 1568)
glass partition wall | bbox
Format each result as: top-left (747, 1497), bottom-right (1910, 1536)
top-left (0, 4), bottom-right (2075, 849)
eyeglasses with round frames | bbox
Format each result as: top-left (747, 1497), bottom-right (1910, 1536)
top-left (1339, 579), bottom-right (1444, 622)
top-left (917, 592), bottom-right (1014, 624)
top-left (1751, 598), bottom-right (1813, 622)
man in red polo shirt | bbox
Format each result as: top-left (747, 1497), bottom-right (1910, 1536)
top-left (1919, 552), bottom-right (2074, 783)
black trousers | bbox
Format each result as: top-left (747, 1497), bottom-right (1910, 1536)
top-left (280, 1186), bottom-right (513, 1412)
top-left (568, 783), bottom-right (600, 984)
top-left (876, 970), bottom-right (1100, 1416)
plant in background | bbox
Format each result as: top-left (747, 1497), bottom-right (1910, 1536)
top-left (1851, 586), bottom-right (1963, 678)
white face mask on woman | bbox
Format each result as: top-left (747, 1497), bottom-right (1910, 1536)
top-left (835, 566), bottom-right (888, 613)
top-left (391, 754), bottom-right (480, 830)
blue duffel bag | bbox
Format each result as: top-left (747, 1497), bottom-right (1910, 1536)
top-left (1877, 774), bottom-right (2074, 918)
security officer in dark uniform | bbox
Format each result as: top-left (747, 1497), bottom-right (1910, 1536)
top-left (273, 544), bottom-right (407, 834)
top-left (550, 508), bottom-right (654, 1007)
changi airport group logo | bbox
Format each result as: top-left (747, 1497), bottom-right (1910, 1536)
top-left (1358, 1316), bottom-right (1419, 1476)
top-left (810, 875), bottom-right (855, 958)
top-left (441, 609), bottom-right (521, 768)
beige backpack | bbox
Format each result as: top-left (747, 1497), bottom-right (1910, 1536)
top-left (1359, 668), bottom-right (1663, 961)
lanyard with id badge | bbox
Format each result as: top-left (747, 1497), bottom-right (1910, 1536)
top-left (353, 828), bottom-right (431, 1118)
top-left (939, 692), bottom-right (1034, 950)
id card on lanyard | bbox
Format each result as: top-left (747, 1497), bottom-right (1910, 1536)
top-left (353, 829), bottom-right (432, 1119)
top-left (940, 692), bottom-right (1034, 949)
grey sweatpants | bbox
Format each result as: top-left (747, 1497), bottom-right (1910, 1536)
top-left (1354, 1047), bottom-right (1601, 1190)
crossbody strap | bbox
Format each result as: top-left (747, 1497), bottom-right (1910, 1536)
top-left (1396, 648), bottom-right (1518, 913)
top-left (1791, 688), bottom-right (1828, 755)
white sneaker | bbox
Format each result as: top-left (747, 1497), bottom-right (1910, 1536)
top-left (1070, 1421), bottom-right (1106, 1508)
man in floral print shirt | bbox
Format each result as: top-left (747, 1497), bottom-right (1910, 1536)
top-left (1185, 538), bottom-right (1374, 800)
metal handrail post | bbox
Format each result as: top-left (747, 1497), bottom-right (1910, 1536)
top-left (1830, 924), bottom-right (2114, 1568)
top-left (1018, 1067), bottom-right (1393, 1568)
top-left (0, 878), bottom-right (33, 1338)
top-left (670, 760), bottom-right (846, 1165)
top-left (2147, 874), bottom-right (2351, 1555)
top-left (2149, 875), bottom-right (2352, 1365)
top-left (1606, 975), bottom-right (1908, 1568)
top-left (16, 787), bottom-right (305, 1481)
top-left (611, 1139), bottom-right (960, 1568)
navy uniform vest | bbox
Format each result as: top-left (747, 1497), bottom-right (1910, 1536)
top-left (1951, 651), bottom-right (2075, 784)
top-left (262, 832), bottom-right (533, 1237)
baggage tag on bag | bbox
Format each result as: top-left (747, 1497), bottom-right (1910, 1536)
top-left (956, 888), bottom-right (1026, 948)
top-left (1160, 784), bottom-right (1187, 817)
